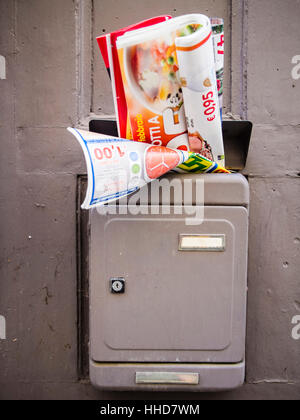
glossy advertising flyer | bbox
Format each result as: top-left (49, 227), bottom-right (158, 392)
top-left (96, 16), bottom-right (172, 139)
top-left (211, 17), bottom-right (225, 118)
top-left (174, 15), bottom-right (224, 165)
top-left (116, 14), bottom-right (224, 165)
top-left (97, 16), bottom-right (225, 160)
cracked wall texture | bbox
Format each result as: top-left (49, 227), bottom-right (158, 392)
top-left (0, 0), bottom-right (299, 400)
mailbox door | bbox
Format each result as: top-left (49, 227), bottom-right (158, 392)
top-left (90, 205), bottom-right (248, 363)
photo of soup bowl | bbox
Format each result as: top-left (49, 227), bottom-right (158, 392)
top-left (123, 45), bottom-right (167, 115)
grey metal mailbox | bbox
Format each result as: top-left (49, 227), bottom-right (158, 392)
top-left (88, 120), bottom-right (251, 392)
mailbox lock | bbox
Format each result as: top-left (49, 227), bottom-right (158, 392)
top-left (110, 277), bottom-right (125, 294)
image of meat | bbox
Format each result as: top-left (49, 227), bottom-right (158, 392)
top-left (145, 145), bottom-right (181, 179)
top-left (188, 131), bottom-right (214, 161)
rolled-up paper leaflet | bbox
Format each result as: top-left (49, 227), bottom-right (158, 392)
top-left (175, 152), bottom-right (229, 174)
top-left (211, 17), bottom-right (224, 118)
top-left (68, 128), bottom-right (229, 209)
top-left (175, 14), bottom-right (224, 166)
top-left (68, 127), bottom-right (188, 208)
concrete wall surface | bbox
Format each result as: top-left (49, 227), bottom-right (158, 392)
top-left (0, 0), bottom-right (299, 400)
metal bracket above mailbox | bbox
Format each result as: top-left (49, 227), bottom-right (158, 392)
top-left (89, 118), bottom-right (252, 171)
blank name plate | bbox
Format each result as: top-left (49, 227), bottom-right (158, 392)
top-left (179, 234), bottom-right (225, 251)
top-left (135, 372), bottom-right (199, 385)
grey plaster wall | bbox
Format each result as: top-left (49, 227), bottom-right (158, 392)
top-left (0, 0), bottom-right (299, 400)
